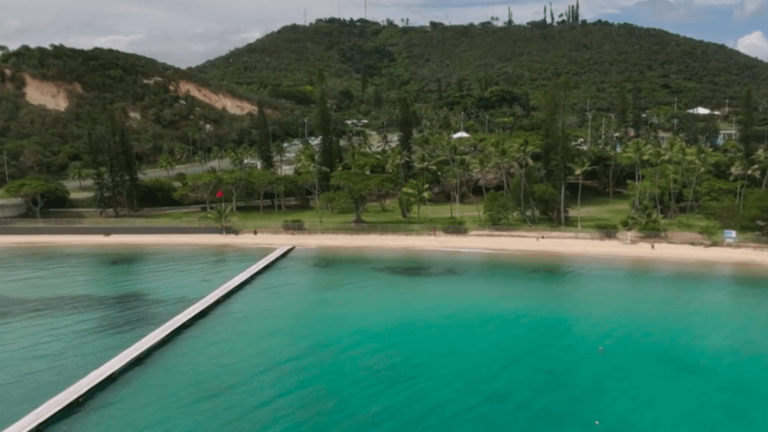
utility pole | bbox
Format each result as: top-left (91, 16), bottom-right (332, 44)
top-left (338, 0), bottom-right (341, 18)
top-left (726, 98), bottom-right (729, 115)
top-left (364, 0), bottom-right (367, 19)
top-left (587, 99), bottom-right (592, 147)
top-left (304, 8), bottom-right (307, 25)
top-left (601, 117), bottom-right (605, 143)
top-left (3, 150), bottom-right (8, 184)
top-left (304, 118), bottom-right (308, 140)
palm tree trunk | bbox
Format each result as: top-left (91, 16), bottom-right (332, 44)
top-left (560, 180), bottom-right (565, 226)
top-left (520, 168), bottom-right (529, 224)
top-left (274, 193), bottom-right (279, 212)
top-left (634, 161), bottom-right (640, 210)
top-left (464, 181), bottom-right (482, 223)
top-left (609, 160), bottom-right (614, 200)
top-left (655, 172), bottom-right (662, 216)
top-left (762, 169), bottom-right (768, 190)
top-left (686, 173), bottom-right (698, 214)
top-left (577, 174), bottom-right (583, 229)
top-left (501, 163), bottom-right (507, 195)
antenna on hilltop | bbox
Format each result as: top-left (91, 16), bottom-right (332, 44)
top-left (364, 0), bottom-right (376, 20)
top-left (304, 8), bottom-right (307, 25)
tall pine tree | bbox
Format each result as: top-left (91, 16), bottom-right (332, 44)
top-left (315, 93), bottom-right (339, 190)
top-left (740, 87), bottom-right (756, 159)
top-left (616, 84), bottom-right (628, 136)
top-left (541, 78), bottom-right (571, 226)
top-left (398, 97), bottom-right (415, 180)
top-left (255, 103), bottom-right (274, 170)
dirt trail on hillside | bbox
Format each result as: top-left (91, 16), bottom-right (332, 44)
top-left (173, 81), bottom-right (255, 115)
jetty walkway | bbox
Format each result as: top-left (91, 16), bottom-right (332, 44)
top-left (4, 245), bottom-right (295, 432)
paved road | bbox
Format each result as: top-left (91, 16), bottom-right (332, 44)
top-left (61, 159), bottom-right (234, 189)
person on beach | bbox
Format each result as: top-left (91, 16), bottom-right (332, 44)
top-left (433, 226), bottom-right (437, 237)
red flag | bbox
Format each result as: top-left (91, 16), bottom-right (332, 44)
top-left (216, 190), bottom-right (224, 198)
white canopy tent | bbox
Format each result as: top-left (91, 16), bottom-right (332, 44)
top-left (687, 107), bottom-right (721, 115)
top-left (451, 131), bottom-right (471, 139)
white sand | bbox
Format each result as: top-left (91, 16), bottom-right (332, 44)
top-left (2, 234), bottom-right (768, 268)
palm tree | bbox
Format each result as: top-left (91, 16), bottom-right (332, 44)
top-left (401, 180), bottom-right (432, 223)
top-left (204, 204), bottom-right (233, 234)
top-left (620, 139), bottom-right (649, 211)
top-left (570, 157), bottom-right (593, 229)
top-left (491, 139), bottom-right (513, 196)
top-left (210, 146), bottom-right (223, 170)
top-left (512, 139), bottom-right (537, 224)
top-left (730, 160), bottom-right (760, 214)
top-left (646, 140), bottom-right (665, 215)
top-left (273, 141), bottom-right (288, 175)
top-left (158, 154), bottom-right (176, 177)
top-left (471, 154), bottom-right (493, 199)
top-left (685, 146), bottom-right (713, 214)
top-left (752, 147), bottom-right (768, 190)
top-left (414, 148), bottom-right (441, 185)
top-left (296, 143), bottom-right (327, 223)
top-left (227, 147), bottom-right (247, 171)
top-left (194, 152), bottom-right (206, 170)
top-left (661, 138), bottom-right (686, 217)
top-left (67, 161), bottom-right (87, 188)
top-left (439, 136), bottom-right (466, 219)
top-left (173, 145), bottom-right (189, 173)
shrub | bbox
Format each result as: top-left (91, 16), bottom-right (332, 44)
top-left (282, 219), bottom-right (306, 231)
top-left (594, 223), bottom-right (619, 231)
top-left (698, 221), bottom-right (719, 238)
top-left (595, 222), bottom-right (619, 238)
top-left (442, 218), bottom-right (469, 234)
top-left (483, 191), bottom-right (512, 226)
top-left (137, 179), bottom-right (179, 208)
top-left (175, 172), bottom-right (188, 186)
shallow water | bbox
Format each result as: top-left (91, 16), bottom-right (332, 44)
top-left (8, 248), bottom-right (768, 431)
top-left (0, 246), bottom-right (270, 429)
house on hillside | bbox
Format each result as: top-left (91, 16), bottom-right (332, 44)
top-left (687, 107), bottom-right (721, 115)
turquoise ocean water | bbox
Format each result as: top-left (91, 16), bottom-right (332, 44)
top-left (0, 246), bottom-right (269, 429)
top-left (4, 247), bottom-right (768, 431)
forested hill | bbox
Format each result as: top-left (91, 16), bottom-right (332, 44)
top-left (195, 18), bottom-right (768, 115)
top-left (0, 45), bottom-right (262, 178)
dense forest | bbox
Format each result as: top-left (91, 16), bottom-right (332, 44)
top-left (1, 12), bottom-right (768, 234)
top-left (196, 15), bottom-right (768, 125)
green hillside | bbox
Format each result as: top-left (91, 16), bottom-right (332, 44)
top-left (195, 18), bottom-right (768, 119)
top-left (0, 45), bottom-right (262, 178)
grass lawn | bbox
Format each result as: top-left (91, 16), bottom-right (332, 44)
top-left (145, 191), bottom-right (646, 232)
top-left (146, 200), bottom-right (487, 230)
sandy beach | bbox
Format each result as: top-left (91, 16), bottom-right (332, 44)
top-left (2, 233), bottom-right (768, 268)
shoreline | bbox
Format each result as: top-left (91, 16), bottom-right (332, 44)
top-left (2, 234), bottom-right (768, 268)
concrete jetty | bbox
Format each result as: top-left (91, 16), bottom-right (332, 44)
top-left (4, 245), bottom-right (295, 432)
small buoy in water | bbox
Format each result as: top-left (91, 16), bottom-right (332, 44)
top-left (598, 346), bottom-right (604, 355)
top-left (595, 421), bottom-right (600, 427)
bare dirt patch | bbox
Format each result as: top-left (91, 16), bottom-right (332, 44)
top-left (172, 81), bottom-right (256, 115)
top-left (20, 72), bottom-right (83, 111)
